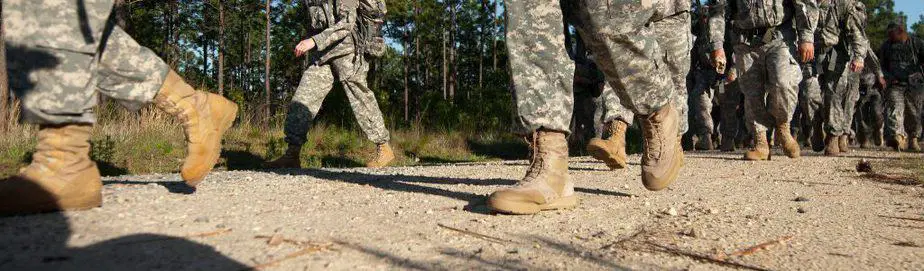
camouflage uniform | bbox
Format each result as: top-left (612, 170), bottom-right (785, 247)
top-left (879, 36), bottom-right (924, 139)
top-left (5, 0), bottom-right (169, 125)
top-left (509, 0), bottom-right (689, 135)
top-left (707, 0), bottom-right (818, 137)
top-left (797, 62), bottom-right (823, 143)
top-left (690, 15), bottom-right (720, 139)
top-left (816, 0), bottom-right (868, 137)
top-left (284, 0), bottom-right (390, 146)
top-left (590, 12), bottom-right (692, 137)
top-left (854, 47), bottom-right (885, 143)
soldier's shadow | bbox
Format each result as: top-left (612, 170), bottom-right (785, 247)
top-left (0, 182), bottom-right (247, 270)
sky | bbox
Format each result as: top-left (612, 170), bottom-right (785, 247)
top-left (894, 0), bottom-right (923, 27)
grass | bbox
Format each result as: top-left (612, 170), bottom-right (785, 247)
top-left (0, 105), bottom-right (528, 178)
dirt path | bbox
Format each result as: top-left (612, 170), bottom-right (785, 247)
top-left (2, 149), bottom-right (923, 270)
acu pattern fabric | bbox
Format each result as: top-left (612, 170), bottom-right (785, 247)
top-left (707, 0), bottom-right (819, 136)
top-left (285, 0), bottom-right (390, 146)
top-left (4, 0), bottom-right (169, 125)
top-left (507, 0), bottom-right (687, 135)
top-left (816, 0), bottom-right (869, 137)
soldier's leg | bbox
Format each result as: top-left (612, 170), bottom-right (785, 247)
top-left (822, 69), bottom-right (853, 138)
top-left (732, 46), bottom-right (770, 137)
top-left (869, 89), bottom-right (885, 146)
top-left (765, 41), bottom-right (801, 158)
top-left (283, 64), bottom-right (336, 147)
top-left (884, 85), bottom-right (907, 138)
top-left (333, 57), bottom-right (390, 144)
top-left (589, 84), bottom-right (633, 170)
top-left (690, 69), bottom-right (717, 148)
top-left (799, 67), bottom-right (823, 150)
top-left (650, 13), bottom-right (692, 136)
top-left (719, 80), bottom-right (742, 151)
top-left (488, 0), bottom-right (576, 215)
top-left (904, 91), bottom-right (924, 140)
top-left (574, 5), bottom-right (683, 191)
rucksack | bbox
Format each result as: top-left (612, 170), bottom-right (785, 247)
top-left (304, 0), bottom-right (386, 58)
top-left (355, 0), bottom-right (387, 58)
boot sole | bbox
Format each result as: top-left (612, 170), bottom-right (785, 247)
top-left (489, 195), bottom-right (579, 215)
top-left (586, 144), bottom-right (626, 170)
top-left (643, 150), bottom-right (684, 191)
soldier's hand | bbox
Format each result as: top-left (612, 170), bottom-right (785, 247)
top-left (711, 49), bottom-right (726, 74)
top-left (849, 61), bottom-right (864, 73)
top-left (726, 69), bottom-right (737, 83)
top-left (294, 39), bottom-right (316, 57)
top-left (798, 42), bottom-right (815, 63)
top-left (878, 76), bottom-right (887, 89)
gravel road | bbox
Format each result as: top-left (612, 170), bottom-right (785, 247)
top-left (1, 149), bottom-right (923, 270)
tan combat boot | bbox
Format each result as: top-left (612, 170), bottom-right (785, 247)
top-left (264, 145), bottom-right (302, 168)
top-left (0, 124), bottom-right (102, 215)
top-left (824, 135), bottom-right (841, 156)
top-left (744, 132), bottom-right (770, 161)
top-left (586, 120), bottom-right (628, 170)
top-left (366, 143), bottom-right (395, 168)
top-left (911, 138), bottom-right (922, 152)
top-left (776, 123), bottom-right (800, 158)
top-left (695, 132), bottom-right (714, 151)
top-left (489, 130), bottom-right (578, 214)
top-left (839, 135), bottom-right (850, 153)
top-left (154, 70), bottom-right (238, 187)
top-left (639, 104), bottom-right (684, 191)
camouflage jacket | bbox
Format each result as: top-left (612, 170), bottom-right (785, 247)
top-left (816, 0), bottom-right (868, 63)
top-left (878, 37), bottom-right (924, 83)
top-left (706, 0), bottom-right (819, 51)
top-left (304, 0), bottom-right (358, 64)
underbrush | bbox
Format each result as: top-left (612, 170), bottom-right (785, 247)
top-left (0, 106), bottom-right (527, 178)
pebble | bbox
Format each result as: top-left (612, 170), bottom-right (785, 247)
top-left (797, 207), bottom-right (808, 214)
top-left (665, 207), bottom-right (679, 216)
top-left (794, 196), bottom-right (811, 202)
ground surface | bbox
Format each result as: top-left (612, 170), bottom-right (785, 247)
top-left (1, 149), bottom-right (923, 271)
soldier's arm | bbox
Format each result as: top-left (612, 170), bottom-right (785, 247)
top-left (312, 0), bottom-right (358, 51)
top-left (878, 43), bottom-right (894, 81)
top-left (865, 47), bottom-right (884, 78)
top-left (706, 0), bottom-right (727, 52)
top-left (792, 0), bottom-right (819, 45)
top-left (845, 2), bottom-right (868, 64)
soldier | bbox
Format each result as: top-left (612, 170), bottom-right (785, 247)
top-left (798, 61), bottom-right (825, 151)
top-left (488, 1), bottom-right (686, 215)
top-left (707, 0), bottom-right (818, 161)
top-left (265, 0), bottom-right (394, 168)
top-left (1, 0), bottom-right (239, 214)
top-left (815, 0), bottom-right (868, 156)
top-left (879, 22), bottom-right (924, 152)
top-left (854, 46), bottom-right (887, 149)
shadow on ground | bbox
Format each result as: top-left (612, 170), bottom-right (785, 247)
top-left (0, 181), bottom-right (246, 270)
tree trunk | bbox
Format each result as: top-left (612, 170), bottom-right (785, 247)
top-left (448, 0), bottom-right (456, 104)
top-left (0, 5), bottom-right (8, 132)
top-left (403, 36), bottom-right (410, 123)
top-left (442, 31), bottom-right (448, 100)
top-left (493, 0), bottom-right (500, 70)
top-left (264, 0), bottom-right (272, 124)
top-left (218, 0), bottom-right (226, 95)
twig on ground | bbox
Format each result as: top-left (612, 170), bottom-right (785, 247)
top-left (437, 223), bottom-right (512, 244)
top-left (774, 179), bottom-right (844, 187)
top-left (888, 224), bottom-right (924, 230)
top-left (893, 241), bottom-right (921, 248)
top-left (879, 215), bottom-right (924, 223)
top-left (644, 242), bottom-right (773, 271)
top-left (184, 228), bottom-right (233, 238)
top-left (719, 236), bottom-right (794, 259)
top-left (600, 230), bottom-right (647, 250)
top-left (254, 235), bottom-right (313, 247)
top-left (247, 243), bottom-right (334, 270)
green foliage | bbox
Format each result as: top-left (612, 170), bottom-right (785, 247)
top-left (859, 0), bottom-right (909, 49)
top-left (90, 136), bottom-right (117, 163)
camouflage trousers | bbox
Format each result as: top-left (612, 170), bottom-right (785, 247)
top-left (822, 65), bottom-right (861, 136)
top-left (507, 0), bottom-right (679, 134)
top-left (733, 39), bottom-right (801, 135)
top-left (884, 85), bottom-right (924, 138)
top-left (283, 55), bottom-right (390, 146)
top-left (592, 12), bottom-right (692, 137)
top-left (797, 66), bottom-right (823, 142)
top-left (853, 84), bottom-right (884, 143)
top-left (716, 79), bottom-right (746, 143)
top-left (4, 0), bottom-right (169, 125)
top-left (689, 68), bottom-right (719, 137)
